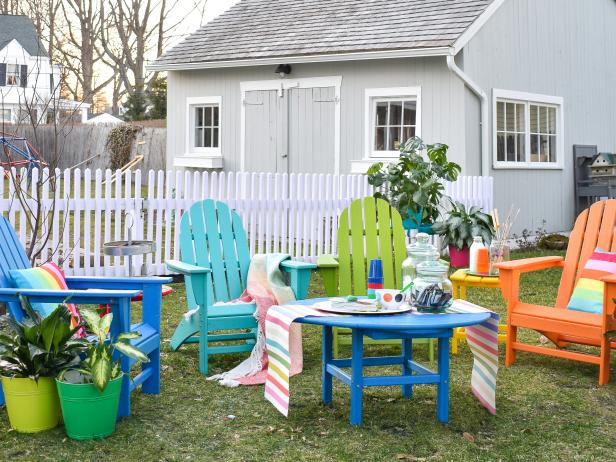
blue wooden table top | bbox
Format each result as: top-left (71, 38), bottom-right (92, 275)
top-left (291, 298), bottom-right (491, 331)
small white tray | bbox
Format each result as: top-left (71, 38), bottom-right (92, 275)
top-left (313, 298), bottom-right (413, 315)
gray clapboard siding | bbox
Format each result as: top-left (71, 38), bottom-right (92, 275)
top-left (166, 57), bottom-right (468, 173)
top-left (462, 0), bottom-right (616, 232)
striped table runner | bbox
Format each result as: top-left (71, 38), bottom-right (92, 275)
top-left (264, 304), bottom-right (339, 416)
top-left (264, 300), bottom-right (498, 417)
top-left (446, 299), bottom-right (499, 415)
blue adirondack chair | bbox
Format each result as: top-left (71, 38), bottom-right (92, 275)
top-left (0, 216), bottom-right (171, 417)
top-left (166, 199), bottom-right (315, 375)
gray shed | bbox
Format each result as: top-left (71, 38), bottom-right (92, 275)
top-left (150, 0), bottom-right (616, 232)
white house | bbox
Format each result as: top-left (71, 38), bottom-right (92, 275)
top-left (0, 14), bottom-right (89, 125)
top-left (150, 0), bottom-right (616, 232)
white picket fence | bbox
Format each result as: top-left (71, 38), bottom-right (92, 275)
top-left (1, 168), bottom-right (493, 276)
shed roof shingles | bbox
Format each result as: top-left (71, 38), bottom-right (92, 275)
top-left (155, 0), bottom-right (494, 66)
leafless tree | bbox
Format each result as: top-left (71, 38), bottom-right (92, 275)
top-left (0, 0), bottom-right (22, 14)
top-left (54, 0), bottom-right (113, 106)
top-left (100, 0), bottom-right (205, 102)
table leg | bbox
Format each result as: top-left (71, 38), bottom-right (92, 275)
top-left (322, 326), bottom-right (333, 405)
top-left (350, 328), bottom-right (364, 426)
top-left (437, 336), bottom-right (450, 423)
top-left (402, 338), bottom-right (413, 398)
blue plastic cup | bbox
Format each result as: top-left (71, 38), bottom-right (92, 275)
top-left (368, 259), bottom-right (383, 279)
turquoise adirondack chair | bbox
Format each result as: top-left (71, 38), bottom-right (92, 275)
top-left (317, 197), bottom-right (435, 360)
top-left (166, 199), bottom-right (315, 375)
top-left (0, 216), bottom-right (171, 417)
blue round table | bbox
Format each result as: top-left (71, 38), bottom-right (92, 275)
top-left (292, 298), bottom-right (491, 426)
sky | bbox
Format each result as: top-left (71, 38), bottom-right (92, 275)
top-left (166, 0), bottom-right (240, 49)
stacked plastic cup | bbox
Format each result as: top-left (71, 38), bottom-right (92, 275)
top-left (367, 259), bottom-right (384, 299)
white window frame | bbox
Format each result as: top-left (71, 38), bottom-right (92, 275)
top-left (5, 64), bottom-right (21, 87)
top-left (185, 96), bottom-right (222, 156)
top-left (492, 89), bottom-right (564, 169)
top-left (364, 87), bottom-right (422, 159)
top-left (0, 108), bottom-right (12, 122)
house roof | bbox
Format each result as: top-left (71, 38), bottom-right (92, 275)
top-left (0, 15), bottom-right (47, 57)
top-left (151, 0), bottom-right (499, 70)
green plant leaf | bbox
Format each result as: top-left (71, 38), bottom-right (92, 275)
top-left (113, 342), bottom-right (150, 363)
top-left (116, 332), bottom-right (141, 342)
top-left (91, 349), bottom-right (112, 392)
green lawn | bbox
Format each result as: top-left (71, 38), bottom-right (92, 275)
top-left (1, 249), bottom-right (615, 461)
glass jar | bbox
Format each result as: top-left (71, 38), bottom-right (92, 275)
top-left (411, 260), bottom-right (453, 313)
top-left (401, 233), bottom-right (440, 292)
top-left (489, 240), bottom-right (510, 275)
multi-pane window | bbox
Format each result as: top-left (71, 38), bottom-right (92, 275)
top-left (6, 64), bottom-right (20, 86)
top-left (1, 109), bottom-right (11, 122)
top-left (373, 99), bottom-right (416, 153)
top-left (494, 92), bottom-right (562, 167)
top-left (193, 105), bottom-right (219, 149)
top-left (529, 104), bottom-right (557, 163)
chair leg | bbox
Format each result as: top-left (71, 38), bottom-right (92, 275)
top-left (199, 306), bottom-right (209, 376)
top-left (141, 347), bottom-right (161, 394)
top-left (505, 325), bottom-right (517, 367)
top-left (599, 336), bottom-right (611, 385)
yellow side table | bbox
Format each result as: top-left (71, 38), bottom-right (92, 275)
top-left (450, 268), bottom-right (508, 354)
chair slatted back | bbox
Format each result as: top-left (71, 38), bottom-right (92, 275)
top-left (336, 197), bottom-right (407, 296)
top-left (179, 200), bottom-right (250, 309)
top-left (556, 199), bottom-right (616, 308)
top-left (0, 216), bottom-right (32, 320)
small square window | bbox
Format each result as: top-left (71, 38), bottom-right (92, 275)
top-left (370, 98), bottom-right (417, 156)
top-left (190, 102), bottom-right (220, 152)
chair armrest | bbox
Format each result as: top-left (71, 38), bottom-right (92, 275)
top-left (280, 260), bottom-right (317, 271)
top-left (495, 256), bottom-right (564, 273)
top-left (166, 260), bottom-right (211, 275)
top-left (317, 254), bottom-right (339, 269)
top-left (602, 275), bottom-right (616, 332)
top-left (317, 254), bottom-right (340, 296)
top-left (280, 259), bottom-right (316, 300)
top-left (496, 256), bottom-right (564, 305)
top-left (65, 276), bottom-right (172, 290)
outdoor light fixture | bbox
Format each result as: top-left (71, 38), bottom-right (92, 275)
top-left (275, 64), bottom-right (292, 77)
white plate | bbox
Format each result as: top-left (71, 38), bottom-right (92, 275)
top-left (313, 298), bottom-right (413, 315)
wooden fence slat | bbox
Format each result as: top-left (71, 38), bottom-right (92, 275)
top-left (0, 168), bottom-right (493, 274)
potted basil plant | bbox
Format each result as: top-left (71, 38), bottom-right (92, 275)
top-left (432, 200), bottom-right (495, 268)
top-left (0, 298), bottom-right (85, 433)
top-left (56, 308), bottom-right (149, 440)
top-left (367, 136), bottom-right (461, 233)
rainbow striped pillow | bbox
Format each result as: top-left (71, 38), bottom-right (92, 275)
top-left (9, 263), bottom-right (81, 327)
top-left (567, 248), bottom-right (616, 314)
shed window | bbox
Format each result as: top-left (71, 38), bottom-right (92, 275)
top-left (193, 105), bottom-right (219, 149)
top-left (187, 96), bottom-right (222, 155)
top-left (371, 98), bottom-right (417, 155)
top-left (1, 109), bottom-right (11, 122)
top-left (493, 90), bottom-right (563, 169)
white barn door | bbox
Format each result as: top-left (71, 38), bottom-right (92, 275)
top-left (241, 77), bottom-right (341, 174)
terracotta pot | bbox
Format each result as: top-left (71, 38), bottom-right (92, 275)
top-left (448, 245), bottom-right (470, 268)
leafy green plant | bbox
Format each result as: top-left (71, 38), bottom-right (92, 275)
top-left (59, 308), bottom-right (148, 392)
top-left (431, 200), bottom-right (495, 250)
top-left (0, 297), bottom-right (85, 380)
top-left (367, 137), bottom-right (461, 225)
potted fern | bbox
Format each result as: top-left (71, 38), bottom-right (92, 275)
top-left (0, 298), bottom-right (84, 433)
top-left (432, 200), bottom-right (495, 268)
top-left (56, 308), bottom-right (149, 440)
top-left (367, 137), bottom-right (461, 233)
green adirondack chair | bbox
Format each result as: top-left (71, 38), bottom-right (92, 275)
top-left (166, 199), bottom-right (314, 375)
top-left (317, 197), bottom-right (435, 359)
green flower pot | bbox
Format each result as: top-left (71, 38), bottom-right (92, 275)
top-left (1, 376), bottom-right (61, 433)
top-left (56, 374), bottom-right (123, 440)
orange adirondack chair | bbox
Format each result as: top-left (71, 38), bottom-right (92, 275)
top-left (497, 199), bottom-right (616, 385)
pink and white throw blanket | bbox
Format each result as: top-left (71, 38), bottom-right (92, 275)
top-left (208, 253), bottom-right (303, 387)
top-left (264, 299), bottom-right (498, 417)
